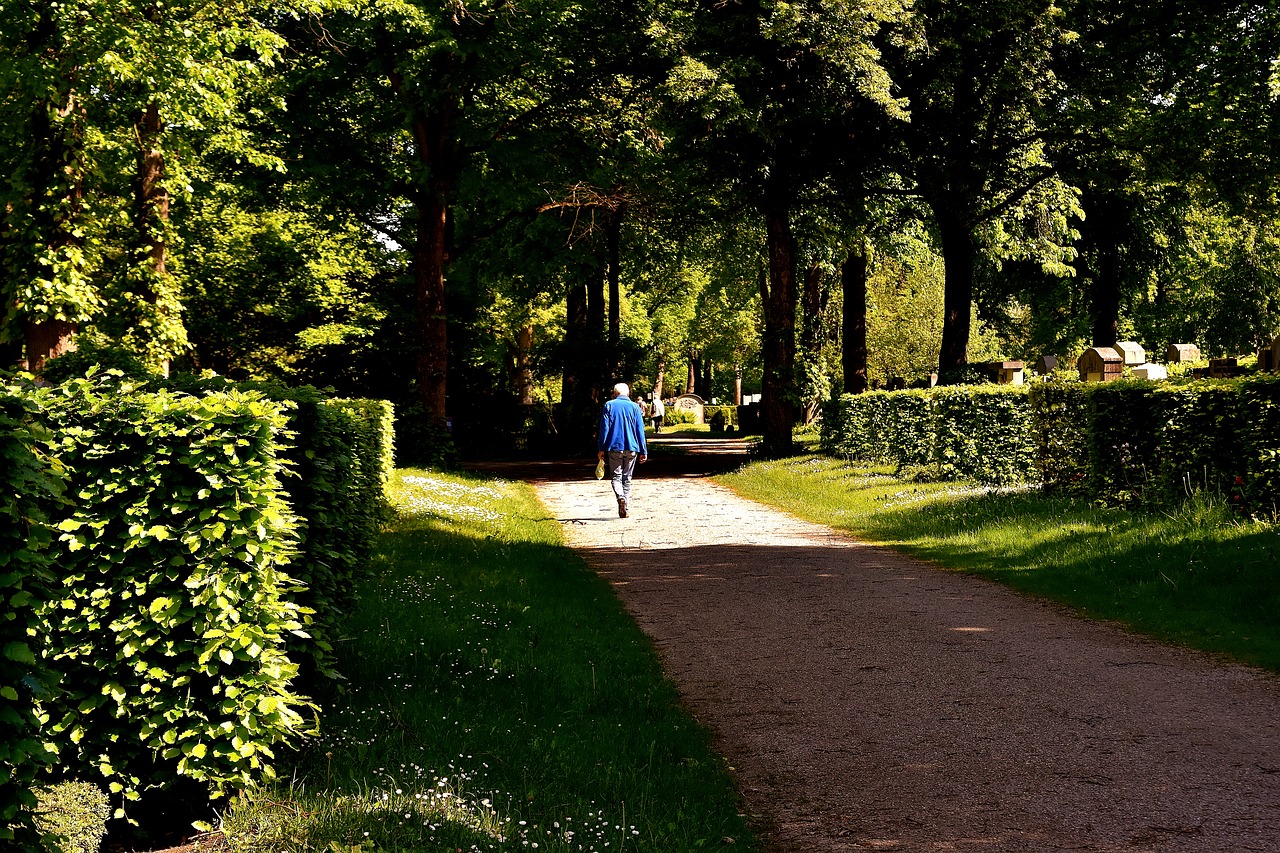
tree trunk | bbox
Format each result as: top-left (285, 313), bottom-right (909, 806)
top-left (1085, 198), bottom-right (1124, 348)
top-left (687, 346), bottom-right (698, 396)
top-left (761, 196), bottom-right (798, 455)
top-left (801, 262), bottom-right (823, 354)
top-left (841, 246), bottom-right (869, 394)
top-left (516, 323), bottom-right (534, 405)
top-left (734, 364), bottom-right (743, 406)
top-left (135, 100), bottom-right (171, 375)
top-left (393, 66), bottom-right (457, 432)
top-left (935, 206), bottom-right (976, 379)
top-left (607, 209), bottom-right (622, 377)
top-left (21, 29), bottom-right (84, 375)
top-left (587, 261), bottom-right (607, 387)
top-left (562, 281), bottom-right (588, 407)
top-left (703, 360), bottom-right (714, 401)
top-left (653, 353), bottom-right (666, 401)
top-left (25, 319), bottom-right (77, 374)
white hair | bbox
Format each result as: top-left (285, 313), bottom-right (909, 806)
top-left (613, 382), bottom-right (630, 397)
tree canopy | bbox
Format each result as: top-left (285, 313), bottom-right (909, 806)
top-left (3, 0), bottom-right (1279, 456)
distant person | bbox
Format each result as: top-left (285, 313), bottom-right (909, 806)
top-left (650, 395), bottom-right (665, 433)
top-left (597, 382), bottom-right (648, 518)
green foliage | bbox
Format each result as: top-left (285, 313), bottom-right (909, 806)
top-left (933, 386), bottom-right (1036, 486)
top-left (822, 387), bottom-right (1025, 483)
top-left (34, 781), bottom-right (110, 853)
top-left (0, 387), bottom-right (62, 850)
top-left (1240, 376), bottom-right (1280, 518)
top-left (218, 469), bottom-right (756, 852)
top-left (704, 405), bottom-right (738, 430)
top-left (659, 406), bottom-right (697, 426)
top-left (40, 340), bottom-right (162, 385)
top-left (1027, 380), bottom-right (1090, 493)
top-left (24, 376), bottom-right (315, 800)
top-left (155, 377), bottom-right (397, 684)
top-left (1152, 382), bottom-right (1247, 504)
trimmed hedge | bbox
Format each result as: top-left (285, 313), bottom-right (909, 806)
top-left (154, 378), bottom-right (395, 684)
top-left (1027, 381), bottom-right (1089, 493)
top-left (704, 405), bottom-right (738, 430)
top-left (933, 386), bottom-right (1036, 486)
top-left (26, 377), bottom-right (315, 801)
top-left (823, 376), bottom-right (1280, 512)
top-left (0, 372), bottom-right (396, 819)
top-left (0, 390), bottom-right (61, 850)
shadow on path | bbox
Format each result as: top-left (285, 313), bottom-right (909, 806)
top-left (528, 463), bottom-right (1280, 853)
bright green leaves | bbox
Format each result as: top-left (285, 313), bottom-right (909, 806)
top-left (16, 377), bottom-right (316, 800)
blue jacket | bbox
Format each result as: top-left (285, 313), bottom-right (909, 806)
top-left (598, 396), bottom-right (648, 454)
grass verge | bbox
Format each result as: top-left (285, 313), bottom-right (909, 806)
top-left (718, 454), bottom-right (1280, 672)
top-left (218, 469), bottom-right (755, 852)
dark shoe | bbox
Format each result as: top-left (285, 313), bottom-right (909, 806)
top-left (617, 497), bottom-right (628, 518)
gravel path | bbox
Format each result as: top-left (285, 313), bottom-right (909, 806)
top-left (524, 440), bottom-right (1280, 853)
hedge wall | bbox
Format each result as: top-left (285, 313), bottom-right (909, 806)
top-left (0, 372), bottom-right (397, 822)
top-left (0, 391), bottom-right (60, 850)
top-left (157, 379), bottom-right (396, 685)
top-left (933, 386), bottom-right (1036, 486)
top-left (27, 378), bottom-right (316, 800)
top-left (823, 376), bottom-right (1280, 512)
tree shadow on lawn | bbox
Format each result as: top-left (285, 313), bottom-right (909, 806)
top-left (846, 486), bottom-right (1280, 672)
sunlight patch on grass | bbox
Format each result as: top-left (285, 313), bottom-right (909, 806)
top-left (219, 468), bottom-right (753, 852)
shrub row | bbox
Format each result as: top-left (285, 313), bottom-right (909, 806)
top-left (0, 392), bottom-right (60, 850)
top-left (821, 386), bottom-right (1033, 486)
top-left (0, 372), bottom-right (395, 835)
top-left (822, 376), bottom-right (1280, 511)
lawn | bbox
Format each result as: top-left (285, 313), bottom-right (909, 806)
top-left (718, 454), bottom-right (1280, 672)
top-left (218, 469), bottom-right (755, 853)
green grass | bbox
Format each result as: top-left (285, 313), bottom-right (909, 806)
top-left (718, 454), bottom-right (1280, 672)
top-left (219, 469), bottom-right (755, 853)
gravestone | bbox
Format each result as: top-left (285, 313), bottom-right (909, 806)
top-left (1166, 343), bottom-right (1201, 364)
top-left (1078, 347), bottom-right (1123, 382)
top-left (887, 377), bottom-right (907, 391)
top-left (673, 393), bottom-right (706, 424)
top-left (1208, 357), bottom-right (1240, 379)
top-left (993, 361), bottom-right (1025, 385)
top-left (1115, 341), bottom-right (1146, 366)
top-left (1035, 354), bottom-right (1059, 375)
top-left (1132, 363), bottom-right (1168, 381)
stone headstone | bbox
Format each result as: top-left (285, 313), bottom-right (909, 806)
top-left (1115, 341), bottom-right (1146, 366)
top-left (673, 393), bottom-right (706, 424)
top-left (1166, 343), bottom-right (1201, 364)
top-left (1208, 357), bottom-right (1239, 379)
top-left (1132, 363), bottom-right (1168, 381)
top-left (994, 361), bottom-right (1025, 385)
top-left (1035, 355), bottom-right (1059, 375)
top-left (887, 377), bottom-right (907, 391)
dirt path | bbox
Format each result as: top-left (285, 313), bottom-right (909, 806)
top-left (523, 440), bottom-right (1280, 853)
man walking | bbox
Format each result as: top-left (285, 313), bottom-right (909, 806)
top-left (597, 382), bottom-right (648, 518)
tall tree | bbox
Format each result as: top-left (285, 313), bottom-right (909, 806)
top-left (885, 0), bottom-right (1079, 378)
top-left (669, 0), bottom-right (910, 453)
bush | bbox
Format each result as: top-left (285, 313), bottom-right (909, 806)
top-left (27, 376), bottom-right (315, 800)
top-left (704, 406), bottom-right (738, 431)
top-left (933, 386), bottom-right (1036, 486)
top-left (144, 377), bottom-right (396, 684)
top-left (660, 406), bottom-right (696, 426)
top-left (35, 782), bottom-right (110, 853)
top-left (39, 342), bottom-right (160, 385)
top-left (1027, 381), bottom-right (1090, 493)
top-left (0, 386), bottom-right (62, 850)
